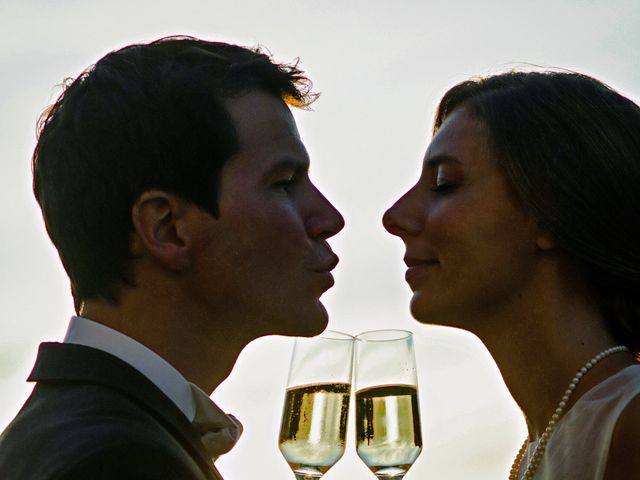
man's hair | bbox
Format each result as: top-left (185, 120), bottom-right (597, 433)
top-left (33, 36), bottom-right (316, 312)
top-left (434, 70), bottom-right (640, 352)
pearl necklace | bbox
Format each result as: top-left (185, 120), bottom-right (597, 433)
top-left (509, 345), bottom-right (629, 480)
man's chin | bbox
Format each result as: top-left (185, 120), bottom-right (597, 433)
top-left (283, 302), bottom-right (329, 338)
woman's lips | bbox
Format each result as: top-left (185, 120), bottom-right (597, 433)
top-left (404, 257), bottom-right (439, 287)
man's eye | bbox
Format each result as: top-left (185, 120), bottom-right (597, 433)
top-left (274, 177), bottom-right (295, 192)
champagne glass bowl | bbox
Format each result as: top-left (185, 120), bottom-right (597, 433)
top-left (278, 331), bottom-right (355, 480)
top-left (354, 330), bottom-right (422, 479)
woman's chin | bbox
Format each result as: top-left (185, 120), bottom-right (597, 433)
top-left (409, 293), bottom-right (437, 323)
top-left (409, 294), bottom-right (459, 328)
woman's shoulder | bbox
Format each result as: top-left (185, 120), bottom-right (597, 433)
top-left (603, 384), bottom-right (640, 479)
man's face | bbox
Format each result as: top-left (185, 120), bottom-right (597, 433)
top-left (187, 90), bottom-right (344, 338)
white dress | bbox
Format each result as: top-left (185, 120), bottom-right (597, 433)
top-left (518, 364), bottom-right (640, 479)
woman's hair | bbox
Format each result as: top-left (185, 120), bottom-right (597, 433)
top-left (433, 71), bottom-right (640, 353)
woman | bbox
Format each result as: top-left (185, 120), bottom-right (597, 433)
top-left (382, 71), bottom-right (640, 479)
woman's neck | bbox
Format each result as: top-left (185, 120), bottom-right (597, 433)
top-left (478, 285), bottom-right (635, 440)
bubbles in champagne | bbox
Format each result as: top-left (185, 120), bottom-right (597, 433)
top-left (279, 382), bottom-right (350, 475)
top-left (356, 384), bottom-right (422, 476)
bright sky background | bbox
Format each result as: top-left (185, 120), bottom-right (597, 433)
top-left (1, 1), bottom-right (639, 478)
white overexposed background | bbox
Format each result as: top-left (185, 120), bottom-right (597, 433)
top-left (1, 1), bottom-right (639, 478)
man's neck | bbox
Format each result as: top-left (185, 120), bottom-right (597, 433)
top-left (80, 297), bottom-right (248, 394)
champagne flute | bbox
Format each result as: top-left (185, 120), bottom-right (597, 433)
top-left (278, 331), bottom-right (354, 479)
top-left (354, 330), bottom-right (422, 479)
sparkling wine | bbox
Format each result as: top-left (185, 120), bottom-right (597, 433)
top-left (356, 384), bottom-right (422, 478)
top-left (279, 382), bottom-right (351, 478)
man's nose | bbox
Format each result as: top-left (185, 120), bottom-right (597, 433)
top-left (307, 185), bottom-right (345, 240)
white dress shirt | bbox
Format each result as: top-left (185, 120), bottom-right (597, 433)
top-left (63, 316), bottom-right (242, 458)
top-left (64, 315), bottom-right (197, 420)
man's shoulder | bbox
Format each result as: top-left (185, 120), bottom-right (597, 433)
top-left (1, 427), bottom-right (207, 480)
top-left (0, 381), bottom-right (200, 480)
top-left (53, 442), bottom-right (210, 480)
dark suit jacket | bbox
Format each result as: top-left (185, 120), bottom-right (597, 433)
top-left (0, 343), bottom-right (224, 480)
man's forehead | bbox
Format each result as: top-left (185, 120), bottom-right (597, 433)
top-left (225, 91), bottom-right (300, 139)
top-left (223, 91), bottom-right (309, 172)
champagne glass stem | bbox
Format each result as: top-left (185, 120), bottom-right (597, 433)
top-left (294, 474), bottom-right (322, 480)
top-left (373, 471), bottom-right (406, 479)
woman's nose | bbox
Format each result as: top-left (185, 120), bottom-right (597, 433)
top-left (382, 187), bottom-right (422, 238)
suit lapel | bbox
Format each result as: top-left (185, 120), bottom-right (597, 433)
top-left (29, 342), bottom-right (223, 480)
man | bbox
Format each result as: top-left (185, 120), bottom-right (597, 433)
top-left (0, 36), bottom-right (344, 479)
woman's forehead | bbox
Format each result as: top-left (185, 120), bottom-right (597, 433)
top-left (425, 107), bottom-right (492, 168)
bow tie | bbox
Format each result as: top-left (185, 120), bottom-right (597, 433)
top-left (189, 383), bottom-right (243, 461)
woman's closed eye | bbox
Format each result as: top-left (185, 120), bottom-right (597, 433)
top-left (429, 169), bottom-right (460, 194)
top-left (430, 177), bottom-right (458, 193)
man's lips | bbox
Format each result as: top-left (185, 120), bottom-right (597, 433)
top-left (314, 253), bottom-right (339, 292)
top-left (315, 253), bottom-right (339, 273)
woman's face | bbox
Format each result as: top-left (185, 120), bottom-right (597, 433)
top-left (383, 106), bottom-right (547, 331)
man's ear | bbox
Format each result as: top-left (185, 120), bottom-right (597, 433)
top-left (536, 232), bottom-right (555, 251)
top-left (131, 190), bottom-right (192, 270)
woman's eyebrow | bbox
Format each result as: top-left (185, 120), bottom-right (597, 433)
top-left (424, 154), bottom-right (462, 168)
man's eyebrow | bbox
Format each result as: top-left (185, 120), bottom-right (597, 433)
top-left (266, 157), bottom-right (310, 176)
top-left (424, 154), bottom-right (462, 168)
